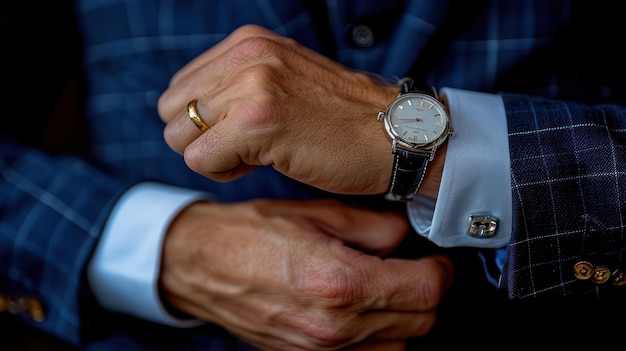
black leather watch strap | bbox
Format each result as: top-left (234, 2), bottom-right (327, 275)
top-left (399, 78), bottom-right (435, 97)
top-left (385, 149), bottom-right (429, 201)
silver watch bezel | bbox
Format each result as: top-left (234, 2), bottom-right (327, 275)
top-left (378, 92), bottom-right (452, 155)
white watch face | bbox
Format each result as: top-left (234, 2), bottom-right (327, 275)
top-left (387, 93), bottom-right (449, 147)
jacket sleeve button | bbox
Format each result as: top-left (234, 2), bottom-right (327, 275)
top-left (611, 269), bottom-right (626, 287)
top-left (591, 265), bottom-right (612, 284)
top-left (25, 297), bottom-right (46, 322)
top-left (573, 261), bottom-right (594, 280)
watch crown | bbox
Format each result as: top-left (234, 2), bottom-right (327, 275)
top-left (377, 111), bottom-right (385, 121)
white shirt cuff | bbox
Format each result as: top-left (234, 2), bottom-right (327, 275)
top-left (87, 182), bottom-right (212, 327)
top-left (408, 88), bottom-right (512, 248)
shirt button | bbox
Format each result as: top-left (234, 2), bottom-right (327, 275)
top-left (350, 24), bottom-right (374, 48)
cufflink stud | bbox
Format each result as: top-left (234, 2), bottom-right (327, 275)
top-left (467, 214), bottom-right (498, 238)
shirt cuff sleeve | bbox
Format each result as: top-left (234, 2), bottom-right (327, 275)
top-left (87, 181), bottom-right (212, 327)
top-left (407, 88), bottom-right (512, 249)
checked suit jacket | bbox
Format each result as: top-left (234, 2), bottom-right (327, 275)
top-left (1, 0), bottom-right (625, 349)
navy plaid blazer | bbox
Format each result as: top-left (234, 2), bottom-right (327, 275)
top-left (1, 0), bottom-right (624, 349)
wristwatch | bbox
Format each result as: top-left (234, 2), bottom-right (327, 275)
top-left (377, 78), bottom-right (453, 201)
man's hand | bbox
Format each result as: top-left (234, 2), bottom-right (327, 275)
top-left (159, 199), bottom-right (454, 351)
top-left (158, 24), bottom-right (402, 196)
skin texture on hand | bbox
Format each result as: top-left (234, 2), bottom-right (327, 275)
top-left (158, 24), bottom-right (445, 198)
top-left (159, 199), bottom-right (454, 351)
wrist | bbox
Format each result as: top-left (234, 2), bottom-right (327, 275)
top-left (418, 142), bottom-right (447, 199)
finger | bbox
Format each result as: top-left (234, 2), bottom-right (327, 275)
top-left (180, 120), bottom-right (264, 182)
top-left (162, 93), bottom-right (225, 154)
top-left (270, 199), bottom-right (451, 309)
top-left (318, 208), bottom-right (408, 256)
top-left (158, 52), bottom-right (226, 123)
top-left (159, 25), bottom-right (292, 121)
top-left (359, 255), bottom-right (455, 312)
top-left (159, 24), bottom-right (351, 122)
top-left (158, 51), bottom-right (228, 125)
top-left (185, 141), bottom-right (259, 182)
top-left (163, 100), bottom-right (265, 182)
top-left (169, 24), bottom-right (286, 85)
top-left (170, 24), bottom-right (346, 88)
top-left (162, 99), bottom-right (207, 154)
top-left (252, 200), bottom-right (454, 311)
top-left (265, 199), bottom-right (409, 255)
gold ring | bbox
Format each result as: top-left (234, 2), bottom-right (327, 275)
top-left (187, 99), bottom-right (209, 132)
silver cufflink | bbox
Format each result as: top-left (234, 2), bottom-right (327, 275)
top-left (467, 214), bottom-right (498, 238)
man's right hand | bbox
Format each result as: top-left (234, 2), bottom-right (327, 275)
top-left (159, 199), bottom-right (454, 351)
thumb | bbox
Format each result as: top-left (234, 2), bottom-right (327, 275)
top-left (300, 200), bottom-right (410, 256)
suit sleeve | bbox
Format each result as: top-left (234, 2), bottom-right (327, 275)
top-left (0, 136), bottom-right (126, 346)
top-left (501, 94), bottom-right (626, 300)
top-left (0, 2), bottom-right (129, 346)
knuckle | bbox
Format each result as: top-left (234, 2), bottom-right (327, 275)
top-left (227, 35), bottom-right (280, 63)
top-left (228, 67), bottom-right (280, 127)
top-left (297, 265), bottom-right (356, 302)
top-left (237, 64), bottom-right (280, 89)
top-left (286, 263), bottom-right (361, 349)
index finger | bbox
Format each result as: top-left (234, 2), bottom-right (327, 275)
top-left (169, 24), bottom-right (345, 87)
top-left (169, 24), bottom-right (291, 87)
top-left (157, 25), bottom-right (293, 125)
